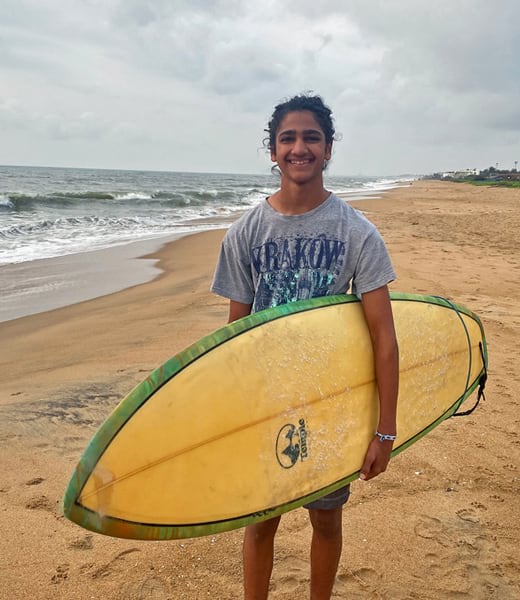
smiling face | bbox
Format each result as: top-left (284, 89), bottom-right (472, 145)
top-left (270, 110), bottom-right (333, 186)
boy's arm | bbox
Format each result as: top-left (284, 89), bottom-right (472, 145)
top-left (359, 285), bottom-right (399, 481)
top-left (228, 300), bottom-right (252, 324)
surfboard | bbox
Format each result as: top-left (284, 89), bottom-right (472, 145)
top-left (62, 292), bottom-right (487, 540)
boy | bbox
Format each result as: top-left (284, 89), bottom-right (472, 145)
top-left (211, 94), bottom-right (399, 600)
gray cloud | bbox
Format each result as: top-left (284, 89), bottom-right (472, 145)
top-left (1, 0), bottom-right (518, 173)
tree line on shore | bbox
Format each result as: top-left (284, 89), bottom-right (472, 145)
top-left (427, 166), bottom-right (520, 188)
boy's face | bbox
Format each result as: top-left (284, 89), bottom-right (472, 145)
top-left (271, 110), bottom-right (332, 186)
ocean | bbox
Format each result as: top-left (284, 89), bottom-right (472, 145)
top-left (0, 165), bottom-right (413, 266)
top-left (0, 165), bottom-right (414, 321)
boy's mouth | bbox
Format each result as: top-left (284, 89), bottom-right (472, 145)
top-left (287, 158), bottom-right (313, 165)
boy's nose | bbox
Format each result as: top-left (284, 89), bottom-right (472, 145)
top-left (292, 136), bottom-right (307, 154)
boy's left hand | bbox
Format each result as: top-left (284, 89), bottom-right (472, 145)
top-left (359, 437), bottom-right (393, 481)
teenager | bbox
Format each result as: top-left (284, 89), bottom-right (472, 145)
top-left (211, 94), bottom-right (399, 600)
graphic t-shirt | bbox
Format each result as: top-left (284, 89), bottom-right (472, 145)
top-left (211, 194), bottom-right (395, 313)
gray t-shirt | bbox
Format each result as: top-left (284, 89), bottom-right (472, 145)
top-left (211, 193), bottom-right (395, 313)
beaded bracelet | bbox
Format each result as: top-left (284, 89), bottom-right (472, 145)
top-left (375, 431), bottom-right (397, 442)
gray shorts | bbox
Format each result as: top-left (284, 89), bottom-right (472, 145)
top-left (303, 484), bottom-right (351, 510)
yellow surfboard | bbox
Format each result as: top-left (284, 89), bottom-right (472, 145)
top-left (63, 293), bottom-right (487, 540)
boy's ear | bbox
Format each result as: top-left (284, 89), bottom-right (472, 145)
top-left (325, 143), bottom-right (333, 161)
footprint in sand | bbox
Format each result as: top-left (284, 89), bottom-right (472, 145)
top-left (423, 552), bottom-right (445, 577)
top-left (25, 477), bottom-right (45, 486)
top-left (455, 534), bottom-right (488, 559)
top-left (68, 534), bottom-right (94, 550)
top-left (89, 548), bottom-right (141, 580)
top-left (456, 508), bottom-right (480, 524)
top-left (414, 515), bottom-right (450, 546)
top-left (489, 494), bottom-right (504, 503)
top-left (271, 556), bottom-right (308, 594)
top-left (137, 576), bottom-right (171, 599)
top-left (335, 566), bottom-right (382, 596)
top-left (25, 494), bottom-right (54, 512)
top-left (465, 561), bottom-right (505, 598)
top-left (120, 576), bottom-right (171, 600)
top-left (350, 567), bottom-right (380, 588)
top-left (51, 563), bottom-right (69, 584)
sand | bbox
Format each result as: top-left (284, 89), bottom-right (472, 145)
top-left (1, 180), bottom-right (519, 599)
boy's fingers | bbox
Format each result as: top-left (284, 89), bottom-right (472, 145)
top-left (359, 454), bottom-right (374, 481)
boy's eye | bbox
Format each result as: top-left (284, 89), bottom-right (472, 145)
top-left (278, 133), bottom-right (323, 144)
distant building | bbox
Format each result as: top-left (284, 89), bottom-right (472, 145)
top-left (428, 166), bottom-right (519, 183)
top-left (441, 169), bottom-right (477, 178)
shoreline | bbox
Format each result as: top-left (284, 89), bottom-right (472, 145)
top-left (0, 187), bottom-right (403, 324)
top-left (0, 236), bottom-right (174, 323)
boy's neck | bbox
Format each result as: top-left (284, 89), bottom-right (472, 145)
top-left (268, 180), bottom-right (330, 216)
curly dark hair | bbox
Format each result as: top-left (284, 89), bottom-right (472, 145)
top-left (264, 93), bottom-right (336, 152)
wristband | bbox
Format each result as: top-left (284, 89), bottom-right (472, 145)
top-left (375, 431), bottom-right (397, 442)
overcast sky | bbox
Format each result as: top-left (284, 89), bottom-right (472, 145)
top-left (1, 0), bottom-right (519, 176)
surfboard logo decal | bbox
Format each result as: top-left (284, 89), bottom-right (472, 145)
top-left (276, 419), bottom-right (308, 469)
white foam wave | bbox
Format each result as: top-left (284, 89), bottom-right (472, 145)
top-left (0, 195), bottom-right (14, 209)
top-left (114, 192), bottom-right (153, 201)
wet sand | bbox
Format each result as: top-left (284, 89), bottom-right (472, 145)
top-left (1, 180), bottom-right (519, 599)
top-left (0, 237), bottom-right (169, 323)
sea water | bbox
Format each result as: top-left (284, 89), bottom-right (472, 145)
top-left (0, 165), bottom-right (413, 266)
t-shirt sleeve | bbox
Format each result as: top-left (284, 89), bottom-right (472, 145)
top-left (211, 227), bottom-right (255, 304)
top-left (351, 229), bottom-right (396, 297)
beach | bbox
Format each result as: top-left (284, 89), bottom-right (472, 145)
top-left (1, 179), bottom-right (519, 599)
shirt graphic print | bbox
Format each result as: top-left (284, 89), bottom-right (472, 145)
top-left (252, 233), bottom-right (346, 312)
